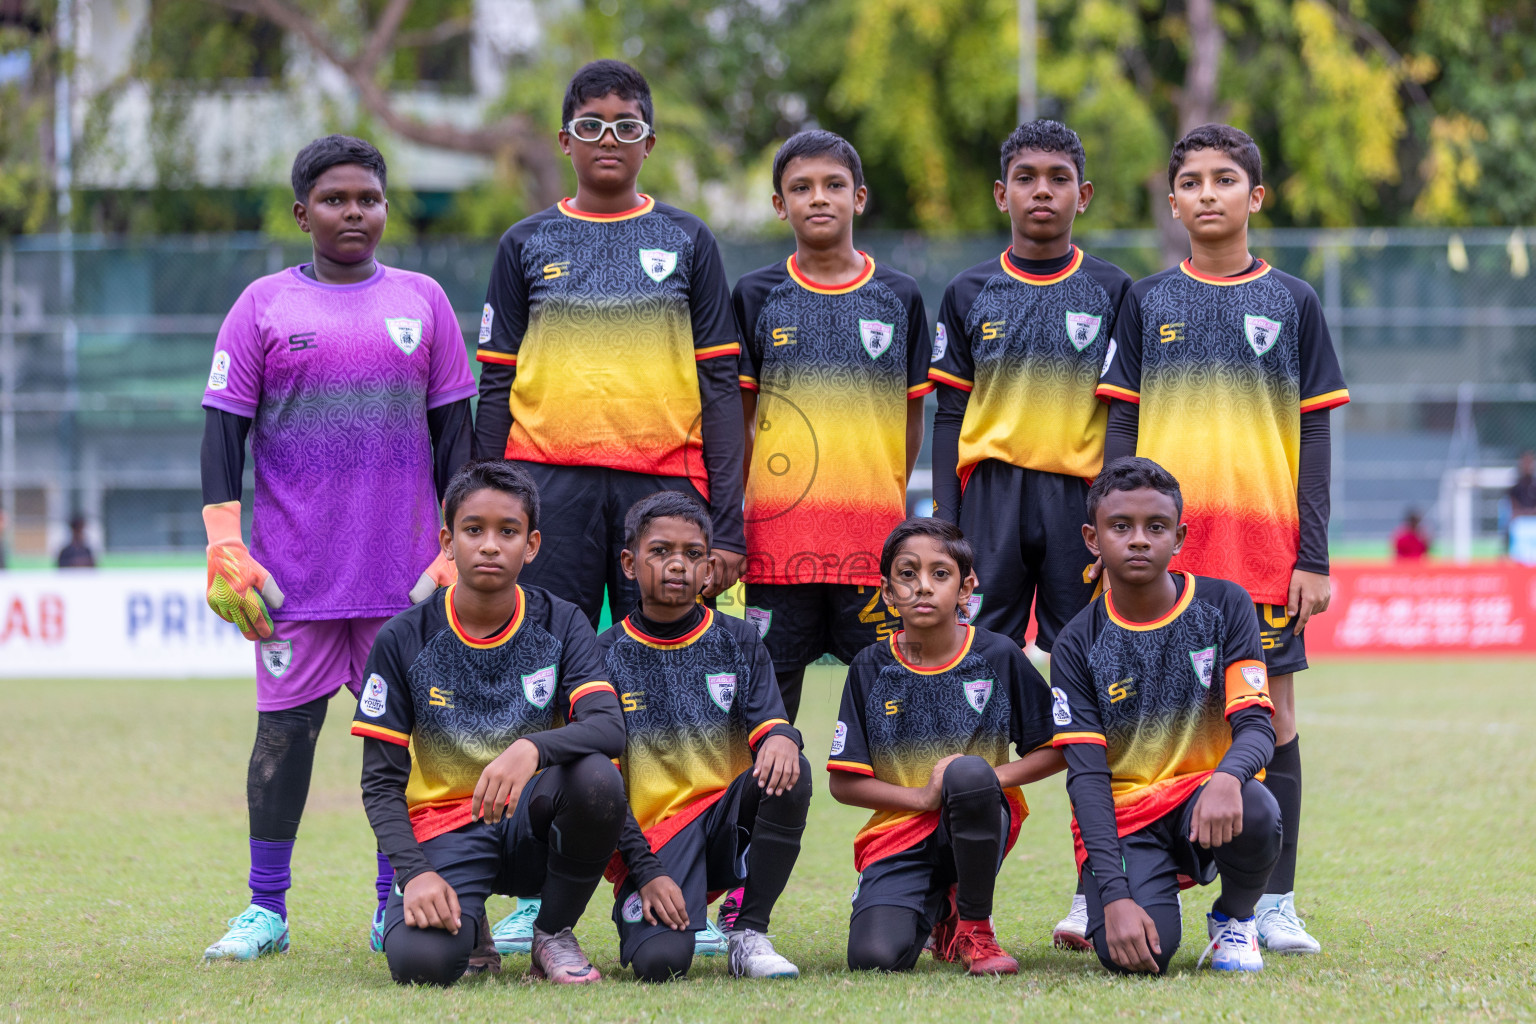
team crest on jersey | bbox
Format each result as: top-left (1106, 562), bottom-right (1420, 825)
top-left (478, 304), bottom-right (494, 345)
top-left (1242, 665), bottom-right (1268, 691)
top-left (859, 319), bottom-right (895, 360)
top-left (622, 893), bottom-right (644, 923)
top-left (360, 673), bottom-right (388, 718)
top-left (830, 720), bottom-right (848, 756)
top-left (1051, 686), bottom-right (1072, 726)
top-left (932, 322), bottom-right (949, 361)
top-left (522, 665), bottom-right (557, 710)
top-left (962, 678), bottom-right (994, 715)
top-left (706, 672), bottom-right (736, 712)
top-left (1244, 314), bottom-right (1282, 357)
top-left (959, 593), bottom-right (983, 624)
top-left (260, 640), bottom-right (292, 679)
top-left (745, 607), bottom-right (772, 639)
top-left (1065, 312), bottom-right (1103, 351)
top-left (640, 248), bottom-right (678, 282)
top-left (386, 317), bottom-right (423, 356)
top-left (1189, 646), bottom-right (1216, 689)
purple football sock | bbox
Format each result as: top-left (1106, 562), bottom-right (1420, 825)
top-left (375, 852), bottom-right (393, 911)
top-left (248, 838), bottom-right (293, 920)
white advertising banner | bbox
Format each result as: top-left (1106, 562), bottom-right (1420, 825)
top-left (0, 569), bottom-right (253, 677)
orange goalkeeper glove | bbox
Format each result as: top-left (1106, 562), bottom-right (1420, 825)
top-left (204, 501), bottom-right (284, 640)
top-left (408, 549), bottom-right (457, 604)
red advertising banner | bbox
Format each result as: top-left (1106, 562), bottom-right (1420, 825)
top-left (1308, 562), bottom-right (1536, 657)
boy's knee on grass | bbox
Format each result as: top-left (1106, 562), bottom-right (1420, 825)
top-left (385, 919), bottom-right (478, 987)
top-left (631, 929), bottom-right (694, 982)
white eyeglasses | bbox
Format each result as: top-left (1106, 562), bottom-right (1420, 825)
top-left (564, 117), bottom-right (654, 144)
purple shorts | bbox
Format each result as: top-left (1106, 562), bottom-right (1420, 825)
top-left (254, 617), bottom-right (390, 712)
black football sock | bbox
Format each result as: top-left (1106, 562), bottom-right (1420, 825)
top-left (775, 666), bottom-right (806, 725)
top-left (734, 760), bottom-right (811, 933)
top-left (247, 695), bottom-right (328, 842)
top-left (1212, 780), bottom-right (1283, 919)
top-left (1261, 735), bottom-right (1302, 893)
top-left (941, 756), bottom-right (1005, 920)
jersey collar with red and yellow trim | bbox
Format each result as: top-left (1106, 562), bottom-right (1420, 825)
top-left (888, 624), bottom-right (975, 675)
top-left (445, 584), bottom-right (525, 649)
top-left (1104, 571), bottom-right (1196, 631)
top-left (786, 252), bottom-right (876, 295)
top-left (1178, 257), bottom-right (1272, 286)
top-left (557, 193), bottom-right (656, 223)
top-left (999, 245), bottom-right (1083, 286)
top-left (621, 606), bottom-right (714, 650)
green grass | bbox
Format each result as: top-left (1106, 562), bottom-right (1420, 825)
top-left (2, 661), bottom-right (1534, 1022)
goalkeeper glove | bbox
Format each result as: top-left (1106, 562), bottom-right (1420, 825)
top-left (409, 549), bottom-right (457, 604)
top-left (204, 501), bottom-right (284, 640)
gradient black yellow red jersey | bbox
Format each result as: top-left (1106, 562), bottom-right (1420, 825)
top-left (733, 254), bottom-right (931, 585)
top-left (828, 625), bottom-right (1054, 871)
top-left (930, 246), bottom-right (1131, 481)
top-left (477, 195), bottom-right (740, 500)
top-left (350, 584), bottom-right (618, 843)
top-left (1096, 260), bottom-right (1349, 603)
top-left (599, 607), bottom-right (799, 849)
top-left (1049, 572), bottom-right (1273, 837)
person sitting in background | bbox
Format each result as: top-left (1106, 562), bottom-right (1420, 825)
top-left (1391, 510), bottom-right (1430, 562)
top-left (1510, 451), bottom-right (1536, 521)
top-left (56, 516), bottom-right (96, 568)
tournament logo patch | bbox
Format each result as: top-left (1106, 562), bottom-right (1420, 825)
top-left (639, 248), bottom-right (678, 283)
top-left (360, 673), bottom-right (388, 718)
top-left (207, 349), bottom-right (231, 391)
top-left (932, 322), bottom-right (949, 361)
top-left (850, 875), bottom-right (861, 904)
top-left (622, 893), bottom-right (644, 923)
top-left (706, 672), bottom-right (736, 712)
top-left (959, 593), bottom-right (983, 624)
top-left (1065, 311), bottom-right (1103, 351)
top-left (478, 303), bottom-right (494, 345)
top-left (522, 665), bottom-right (557, 710)
top-left (1100, 338), bottom-right (1117, 375)
top-left (745, 606), bottom-right (772, 639)
top-left (260, 640), bottom-right (292, 679)
top-left (830, 720), bottom-right (848, 756)
top-left (962, 678), bottom-right (994, 715)
top-left (385, 317), bottom-right (423, 356)
top-left (1189, 646), bottom-right (1216, 689)
top-left (859, 319), bottom-right (895, 360)
top-left (1051, 686), bottom-right (1072, 726)
top-left (1244, 314), bottom-right (1282, 357)
top-left (1242, 665), bottom-right (1268, 691)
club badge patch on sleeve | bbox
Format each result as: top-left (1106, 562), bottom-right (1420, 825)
top-left (360, 673), bottom-right (389, 718)
top-left (1241, 665), bottom-right (1269, 691)
top-left (1051, 686), bottom-right (1072, 726)
top-left (622, 893), bottom-right (644, 923)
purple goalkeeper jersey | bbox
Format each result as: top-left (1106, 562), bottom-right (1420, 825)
top-left (202, 263), bottom-right (477, 620)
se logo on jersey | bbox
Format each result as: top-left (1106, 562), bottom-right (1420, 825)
top-left (386, 317), bottom-right (423, 356)
top-left (859, 319), bottom-right (894, 360)
top-left (1244, 314), bottom-right (1282, 356)
top-left (640, 248), bottom-right (678, 283)
top-left (1065, 312), bottom-right (1102, 351)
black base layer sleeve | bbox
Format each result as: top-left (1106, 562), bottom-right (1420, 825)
top-left (525, 688), bottom-right (626, 768)
top-left (201, 408), bottom-right (252, 506)
top-left (426, 398), bottom-right (472, 504)
top-left (529, 753), bottom-right (628, 934)
top-left (697, 348), bottom-right (747, 554)
top-left (1103, 399), bottom-right (1138, 470)
top-left (247, 696), bottom-right (328, 842)
top-left (941, 755), bottom-right (1006, 920)
top-left (1214, 704), bottom-right (1277, 785)
top-left (361, 737), bottom-right (436, 890)
top-left (1261, 735), bottom-right (1302, 893)
top-left (931, 384), bottom-right (965, 523)
top-left (1296, 409), bottom-right (1332, 574)
top-left (1064, 742), bottom-right (1130, 905)
top-left (847, 904), bottom-right (928, 972)
top-left (471, 361), bottom-right (515, 461)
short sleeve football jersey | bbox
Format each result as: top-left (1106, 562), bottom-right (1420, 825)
top-left (1096, 260), bottom-right (1349, 603)
top-left (1049, 572), bottom-right (1273, 837)
top-left (828, 626), bottom-right (1055, 871)
top-left (600, 608), bottom-right (794, 847)
top-left (930, 247), bottom-right (1131, 481)
top-left (201, 264), bottom-right (476, 619)
top-left (350, 584), bottom-right (617, 843)
top-left (734, 255), bottom-right (931, 585)
top-left (476, 196), bottom-right (740, 501)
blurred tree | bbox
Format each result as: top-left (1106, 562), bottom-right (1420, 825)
top-left (0, 1), bottom-right (57, 234)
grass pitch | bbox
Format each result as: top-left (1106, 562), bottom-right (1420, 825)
top-left (2, 660), bottom-right (1533, 1022)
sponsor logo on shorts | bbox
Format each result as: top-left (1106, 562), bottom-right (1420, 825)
top-left (207, 350), bottom-right (231, 391)
top-left (1065, 311), bottom-right (1102, 351)
top-left (1242, 665), bottom-right (1268, 691)
top-left (640, 248), bottom-right (678, 283)
top-left (1051, 686), bottom-right (1072, 726)
top-left (830, 720), bottom-right (848, 756)
top-left (478, 304), bottom-right (494, 345)
top-left (962, 678), bottom-right (994, 714)
top-left (260, 640), bottom-right (292, 679)
top-left (522, 665), bottom-right (557, 709)
top-left (706, 672), bottom-right (736, 712)
top-left (385, 317), bottom-right (423, 356)
top-left (1189, 646), bottom-right (1216, 689)
top-left (622, 893), bottom-right (644, 923)
top-left (360, 673), bottom-right (389, 718)
top-left (932, 322), bottom-right (948, 361)
top-left (745, 606), bottom-right (772, 639)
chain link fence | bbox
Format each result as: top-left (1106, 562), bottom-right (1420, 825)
top-left (2, 228), bottom-right (1533, 565)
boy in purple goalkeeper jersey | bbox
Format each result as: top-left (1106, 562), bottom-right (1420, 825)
top-left (199, 135), bottom-right (476, 963)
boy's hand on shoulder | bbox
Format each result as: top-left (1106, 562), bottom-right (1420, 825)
top-left (1103, 898), bottom-right (1161, 973)
top-left (753, 734), bottom-right (800, 796)
top-left (920, 753), bottom-right (963, 811)
top-left (402, 871), bottom-right (462, 933)
top-left (471, 737), bottom-right (540, 824)
top-left (704, 549), bottom-right (745, 597)
top-left (1287, 568), bottom-right (1330, 633)
top-left (1190, 772), bottom-right (1244, 848)
top-left (639, 876), bottom-right (690, 930)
